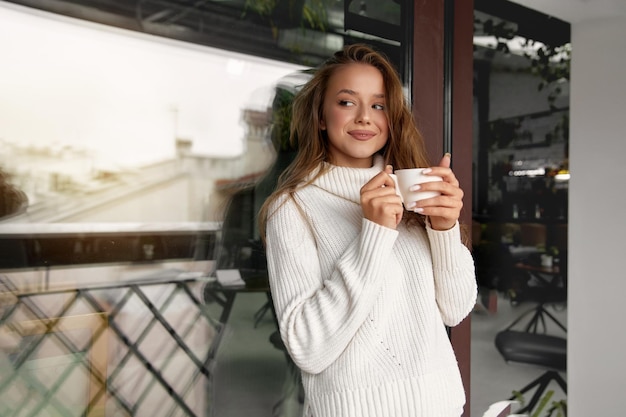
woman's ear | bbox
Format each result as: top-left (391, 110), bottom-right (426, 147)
top-left (320, 119), bottom-right (326, 130)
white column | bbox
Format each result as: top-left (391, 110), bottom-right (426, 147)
top-left (568, 15), bottom-right (626, 416)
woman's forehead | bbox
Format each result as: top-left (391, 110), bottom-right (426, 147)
top-left (326, 63), bottom-right (385, 96)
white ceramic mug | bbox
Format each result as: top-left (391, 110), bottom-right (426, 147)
top-left (390, 168), bottom-right (443, 210)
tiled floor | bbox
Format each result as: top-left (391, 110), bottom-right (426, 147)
top-left (211, 291), bottom-right (567, 417)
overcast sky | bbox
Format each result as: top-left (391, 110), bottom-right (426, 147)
top-left (0, 3), bottom-right (305, 167)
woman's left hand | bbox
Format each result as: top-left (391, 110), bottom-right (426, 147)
top-left (411, 153), bottom-right (463, 231)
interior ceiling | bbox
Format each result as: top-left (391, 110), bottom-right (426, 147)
top-left (4, 0), bottom-right (572, 75)
top-left (510, 0), bottom-right (626, 24)
top-left (4, 0), bottom-right (405, 68)
top-left (5, 0), bottom-right (317, 64)
top-left (474, 0), bottom-right (570, 47)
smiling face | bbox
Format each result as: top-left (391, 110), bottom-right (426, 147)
top-left (320, 63), bottom-right (389, 168)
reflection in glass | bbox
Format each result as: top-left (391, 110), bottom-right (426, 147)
top-left (471, 3), bottom-right (570, 415)
top-left (0, 4), bottom-right (305, 224)
top-left (1, 1), bottom-right (413, 415)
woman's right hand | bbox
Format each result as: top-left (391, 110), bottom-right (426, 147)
top-left (360, 165), bottom-right (404, 229)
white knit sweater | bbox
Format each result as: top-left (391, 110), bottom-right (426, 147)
top-left (265, 156), bottom-right (477, 417)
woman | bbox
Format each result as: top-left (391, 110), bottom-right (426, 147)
top-left (259, 44), bottom-right (477, 417)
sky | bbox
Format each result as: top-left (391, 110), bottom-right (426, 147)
top-left (0, 3), bottom-right (306, 167)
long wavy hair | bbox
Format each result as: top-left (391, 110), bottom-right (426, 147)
top-left (259, 43), bottom-right (432, 238)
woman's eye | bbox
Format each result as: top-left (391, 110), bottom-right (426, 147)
top-left (338, 100), bottom-right (355, 107)
top-left (372, 104), bottom-right (385, 110)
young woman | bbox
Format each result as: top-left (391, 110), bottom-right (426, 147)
top-left (259, 44), bottom-right (477, 417)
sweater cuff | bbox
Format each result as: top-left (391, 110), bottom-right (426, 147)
top-left (361, 218), bottom-right (399, 247)
top-left (426, 220), bottom-right (464, 270)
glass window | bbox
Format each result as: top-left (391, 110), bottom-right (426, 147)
top-left (471, 1), bottom-right (570, 414)
top-left (0, 1), bottom-right (413, 415)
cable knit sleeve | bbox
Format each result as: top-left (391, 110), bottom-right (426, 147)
top-left (265, 194), bottom-right (398, 375)
top-left (426, 221), bottom-right (477, 326)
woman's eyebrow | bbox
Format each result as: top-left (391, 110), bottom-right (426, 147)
top-left (336, 88), bottom-right (357, 96)
top-left (336, 89), bottom-right (385, 99)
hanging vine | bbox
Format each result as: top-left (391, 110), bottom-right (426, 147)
top-left (474, 16), bottom-right (571, 110)
top-left (243, 0), bottom-right (330, 39)
top-left (475, 14), bottom-right (571, 148)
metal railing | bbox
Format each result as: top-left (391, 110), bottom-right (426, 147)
top-left (0, 224), bottom-right (221, 417)
top-left (0, 269), bottom-right (221, 417)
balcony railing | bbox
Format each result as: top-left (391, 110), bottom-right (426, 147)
top-left (0, 223), bottom-right (222, 417)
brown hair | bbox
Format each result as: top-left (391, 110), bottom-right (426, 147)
top-left (259, 43), bottom-right (431, 238)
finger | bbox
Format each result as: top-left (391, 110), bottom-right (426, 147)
top-left (423, 166), bottom-right (459, 188)
top-left (414, 203), bottom-right (461, 228)
top-left (362, 185), bottom-right (404, 207)
top-left (395, 211), bottom-right (403, 226)
top-left (410, 180), bottom-right (463, 201)
top-left (438, 152), bottom-right (451, 168)
top-left (382, 165), bottom-right (396, 188)
top-left (410, 194), bottom-right (462, 213)
top-left (427, 153), bottom-right (454, 183)
top-left (415, 193), bottom-right (463, 209)
top-left (361, 166), bottom-right (396, 192)
top-left (362, 194), bottom-right (404, 229)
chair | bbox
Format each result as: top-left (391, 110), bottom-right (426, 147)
top-left (495, 330), bottom-right (566, 415)
top-left (495, 258), bottom-right (567, 416)
top-left (205, 186), bottom-right (270, 320)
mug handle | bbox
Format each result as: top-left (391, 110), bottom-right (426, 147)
top-left (388, 174), bottom-right (404, 202)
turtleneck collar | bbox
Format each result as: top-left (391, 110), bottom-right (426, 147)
top-left (310, 155), bottom-right (385, 204)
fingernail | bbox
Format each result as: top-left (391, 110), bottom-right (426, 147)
top-left (406, 201), bottom-right (417, 209)
top-left (422, 168), bottom-right (432, 174)
top-left (444, 152), bottom-right (451, 158)
top-left (409, 184), bottom-right (421, 192)
top-left (386, 165), bottom-right (393, 171)
top-left (414, 207), bottom-right (425, 213)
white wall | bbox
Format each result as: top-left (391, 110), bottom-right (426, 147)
top-left (567, 16), bottom-right (626, 416)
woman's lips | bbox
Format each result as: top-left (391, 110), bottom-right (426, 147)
top-left (348, 130), bottom-right (376, 140)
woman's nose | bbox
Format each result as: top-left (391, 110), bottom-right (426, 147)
top-left (356, 107), bottom-right (371, 124)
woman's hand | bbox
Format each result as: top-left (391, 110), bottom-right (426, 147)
top-left (411, 153), bottom-right (463, 231)
top-left (360, 165), bottom-right (403, 229)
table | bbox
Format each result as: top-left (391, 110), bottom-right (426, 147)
top-left (513, 262), bottom-right (564, 284)
top-left (507, 260), bottom-right (567, 333)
